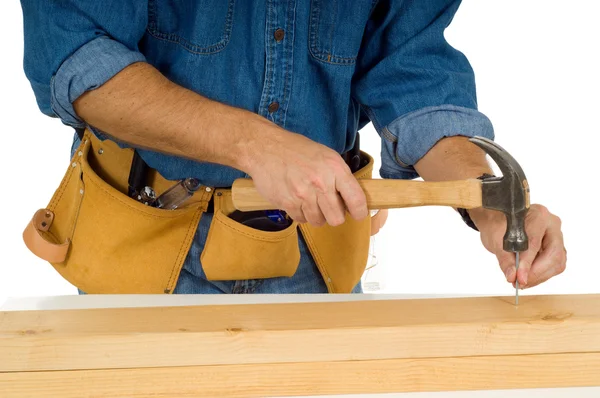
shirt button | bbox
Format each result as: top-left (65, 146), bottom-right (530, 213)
top-left (268, 102), bottom-right (280, 113)
top-left (274, 28), bottom-right (285, 42)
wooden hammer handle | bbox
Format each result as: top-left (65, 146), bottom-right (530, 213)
top-left (231, 179), bottom-right (483, 211)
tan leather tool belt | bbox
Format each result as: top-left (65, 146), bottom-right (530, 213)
top-left (23, 129), bottom-right (374, 293)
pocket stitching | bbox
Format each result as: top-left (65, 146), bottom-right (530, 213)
top-left (147, 0), bottom-right (235, 55)
top-left (66, 172), bottom-right (85, 246)
top-left (308, 0), bottom-right (357, 65)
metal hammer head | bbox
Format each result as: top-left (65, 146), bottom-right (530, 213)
top-left (469, 137), bottom-right (530, 253)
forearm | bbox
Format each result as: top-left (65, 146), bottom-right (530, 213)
top-left (73, 62), bottom-right (274, 173)
top-left (414, 136), bottom-right (499, 226)
top-left (413, 136), bottom-right (493, 182)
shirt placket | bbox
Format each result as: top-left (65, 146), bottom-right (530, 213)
top-left (258, 0), bottom-right (296, 128)
top-left (232, 0), bottom-right (297, 294)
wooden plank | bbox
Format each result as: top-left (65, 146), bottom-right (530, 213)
top-left (2, 352), bottom-right (600, 398)
top-left (2, 294), bottom-right (600, 372)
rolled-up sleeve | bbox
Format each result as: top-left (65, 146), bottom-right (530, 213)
top-left (353, 0), bottom-right (494, 180)
top-left (21, 1), bottom-right (148, 128)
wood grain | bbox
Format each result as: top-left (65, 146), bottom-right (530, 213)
top-left (2, 295), bottom-right (600, 372)
top-left (231, 178), bottom-right (483, 211)
top-left (2, 353), bottom-right (600, 398)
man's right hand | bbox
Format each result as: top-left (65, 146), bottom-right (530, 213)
top-left (74, 63), bottom-right (367, 227)
top-left (243, 127), bottom-right (368, 227)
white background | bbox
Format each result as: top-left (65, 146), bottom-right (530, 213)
top-left (1, 0), bottom-right (599, 302)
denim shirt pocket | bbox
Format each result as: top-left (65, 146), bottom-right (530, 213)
top-left (308, 0), bottom-right (377, 65)
top-left (147, 0), bottom-right (235, 55)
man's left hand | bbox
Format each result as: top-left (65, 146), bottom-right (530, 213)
top-left (470, 205), bottom-right (567, 289)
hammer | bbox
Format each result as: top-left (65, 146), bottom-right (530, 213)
top-left (231, 137), bottom-right (530, 302)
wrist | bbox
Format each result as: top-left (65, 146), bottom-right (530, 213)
top-left (457, 172), bottom-right (500, 231)
top-left (468, 207), bottom-right (504, 230)
top-left (234, 113), bottom-right (284, 176)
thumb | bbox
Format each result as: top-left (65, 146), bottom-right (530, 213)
top-left (497, 251), bottom-right (517, 284)
top-left (516, 247), bottom-right (536, 288)
top-left (370, 209), bottom-right (388, 236)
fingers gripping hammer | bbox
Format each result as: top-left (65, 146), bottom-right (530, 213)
top-left (231, 137), bottom-right (531, 303)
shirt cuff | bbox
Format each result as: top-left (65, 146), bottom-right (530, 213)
top-left (379, 105), bottom-right (495, 180)
top-left (50, 35), bottom-right (147, 128)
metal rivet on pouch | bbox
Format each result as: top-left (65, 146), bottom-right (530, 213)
top-left (98, 148), bottom-right (104, 155)
top-left (217, 192), bottom-right (222, 196)
top-left (205, 187), bottom-right (212, 192)
top-left (78, 151), bottom-right (83, 156)
top-left (80, 189), bottom-right (84, 195)
top-left (71, 162), bottom-right (77, 168)
top-left (327, 278), bottom-right (332, 283)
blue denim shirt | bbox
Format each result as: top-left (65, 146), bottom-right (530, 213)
top-left (21, 0), bottom-right (494, 187)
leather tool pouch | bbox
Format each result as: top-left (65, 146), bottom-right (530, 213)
top-left (299, 151), bottom-right (374, 293)
top-left (22, 129), bottom-right (211, 294)
top-left (201, 190), bottom-right (301, 280)
top-left (201, 151), bottom-right (374, 293)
